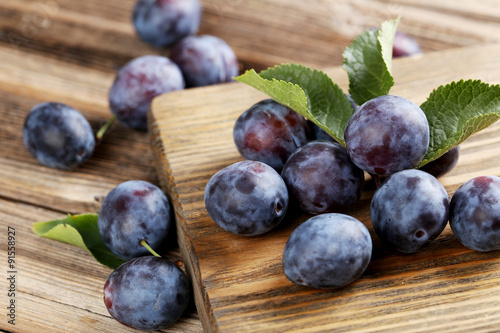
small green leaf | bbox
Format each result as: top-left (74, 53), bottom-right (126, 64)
top-left (419, 79), bottom-right (500, 167)
top-left (236, 64), bottom-right (354, 145)
top-left (343, 17), bottom-right (400, 105)
top-left (33, 214), bottom-right (125, 269)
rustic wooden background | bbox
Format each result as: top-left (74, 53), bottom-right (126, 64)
top-left (1, 0), bottom-right (500, 332)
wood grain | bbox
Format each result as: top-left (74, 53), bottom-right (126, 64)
top-left (150, 43), bottom-right (500, 332)
top-left (2, 0), bottom-right (500, 72)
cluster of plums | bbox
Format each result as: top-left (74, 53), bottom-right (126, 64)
top-left (204, 30), bottom-right (500, 292)
top-left (23, 0), bottom-right (238, 169)
top-left (97, 180), bottom-right (191, 330)
top-left (204, 93), bottom-right (500, 291)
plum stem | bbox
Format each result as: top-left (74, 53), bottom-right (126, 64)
top-left (139, 239), bottom-right (161, 258)
top-left (96, 115), bottom-right (117, 141)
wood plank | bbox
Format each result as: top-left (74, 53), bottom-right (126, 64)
top-left (0, 0), bottom-right (147, 70)
top-left (2, 0), bottom-right (500, 71)
top-left (149, 43), bottom-right (500, 332)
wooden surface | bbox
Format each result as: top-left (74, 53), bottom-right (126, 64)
top-left (1, 0), bottom-right (500, 332)
top-left (0, 44), bottom-right (203, 332)
top-left (150, 43), bottom-right (500, 333)
top-left (3, 0), bottom-right (500, 71)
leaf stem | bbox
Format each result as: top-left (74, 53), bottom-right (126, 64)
top-left (96, 115), bottom-right (117, 141)
top-left (139, 239), bottom-right (161, 258)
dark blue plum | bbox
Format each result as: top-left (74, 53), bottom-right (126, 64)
top-left (103, 256), bottom-right (190, 330)
top-left (170, 35), bottom-right (239, 87)
top-left (344, 95), bottom-right (430, 176)
top-left (98, 180), bottom-right (172, 260)
top-left (23, 102), bottom-right (95, 170)
top-left (109, 55), bottom-right (185, 131)
top-left (450, 175), bottom-right (500, 252)
top-left (420, 146), bottom-right (460, 178)
top-left (132, 0), bottom-right (202, 47)
top-left (204, 160), bottom-right (288, 236)
top-left (370, 169), bottom-right (449, 253)
top-left (393, 30), bottom-right (423, 58)
top-left (233, 99), bottom-right (311, 171)
top-left (283, 213), bottom-right (372, 289)
top-left (281, 140), bottom-right (364, 215)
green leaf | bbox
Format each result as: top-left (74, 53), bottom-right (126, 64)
top-left (32, 214), bottom-right (125, 269)
top-left (418, 79), bottom-right (500, 167)
top-left (343, 17), bottom-right (400, 105)
top-left (236, 63), bottom-right (354, 145)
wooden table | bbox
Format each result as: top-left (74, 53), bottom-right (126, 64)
top-left (1, 1), bottom-right (500, 332)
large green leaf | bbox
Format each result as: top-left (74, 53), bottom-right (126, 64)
top-left (33, 214), bottom-right (125, 269)
top-left (342, 17), bottom-right (399, 105)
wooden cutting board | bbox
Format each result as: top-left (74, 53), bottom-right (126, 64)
top-left (149, 43), bottom-right (500, 333)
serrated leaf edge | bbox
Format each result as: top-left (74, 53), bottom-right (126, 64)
top-left (418, 79), bottom-right (500, 167)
